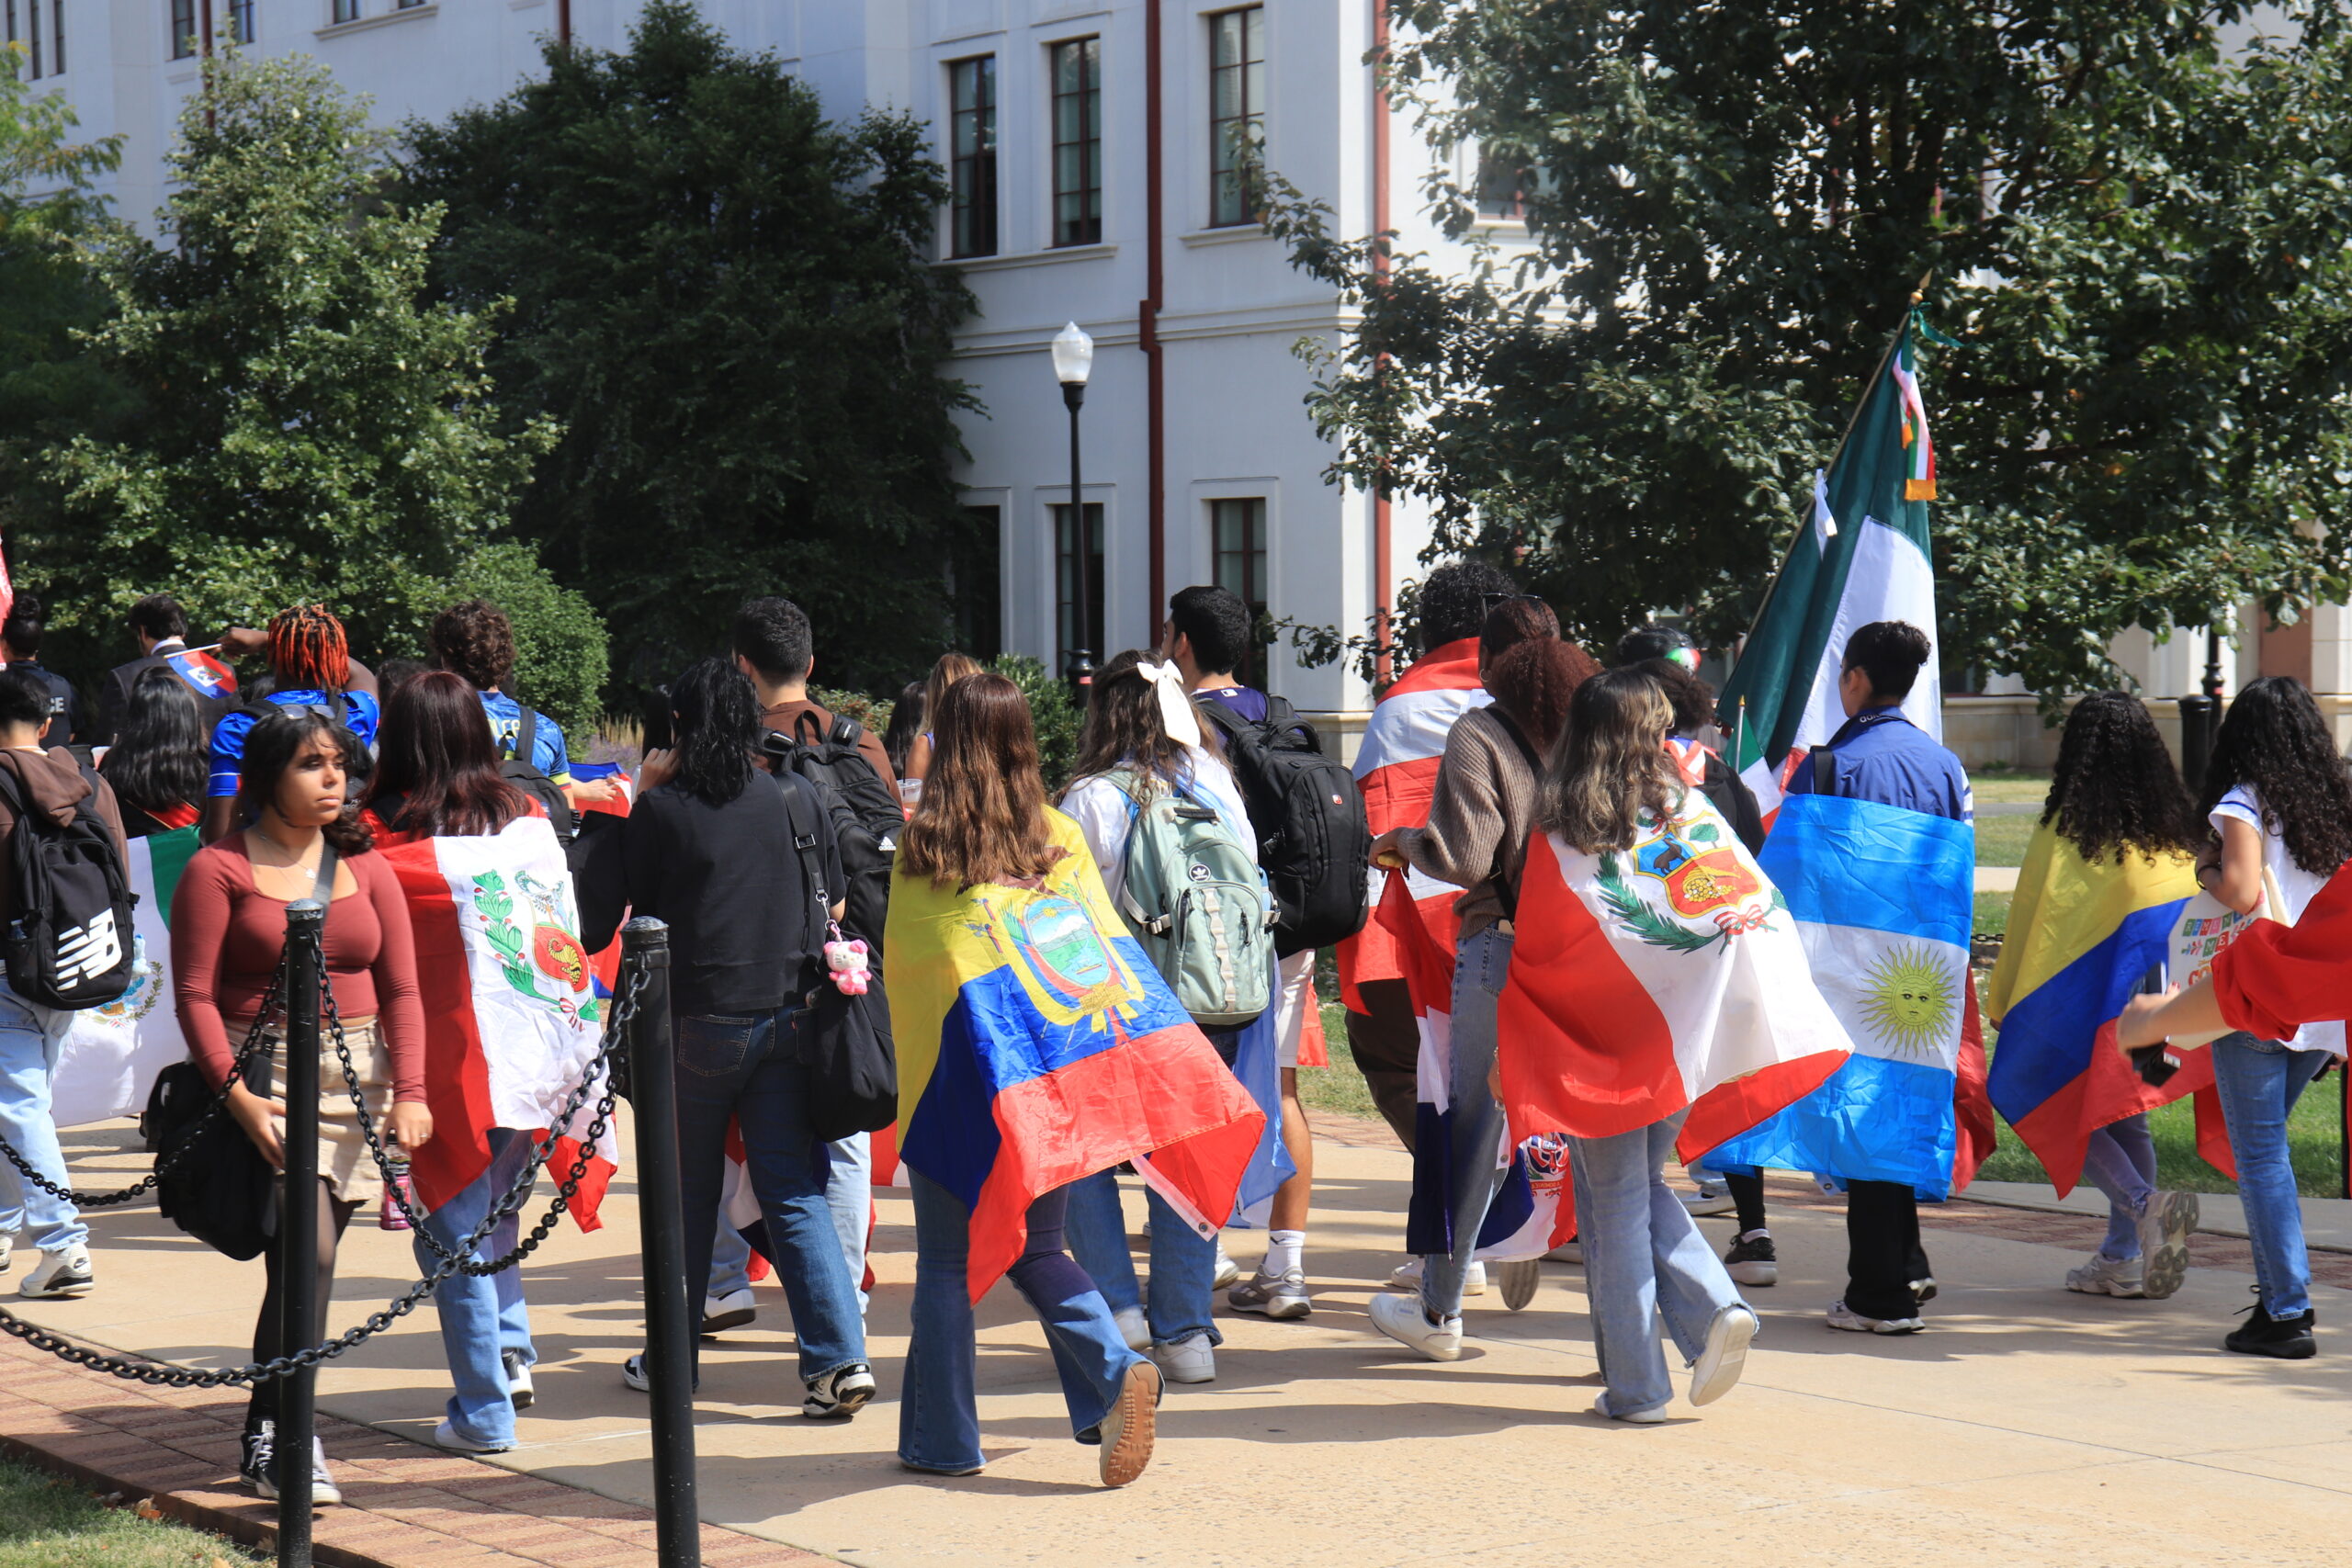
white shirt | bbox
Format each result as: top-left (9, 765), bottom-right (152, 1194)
top-left (2211, 783), bottom-right (2346, 1053)
top-left (1059, 744), bottom-right (1255, 909)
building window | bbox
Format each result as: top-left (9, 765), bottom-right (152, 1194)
top-left (1049, 38), bottom-right (1102, 248)
top-left (16, 0), bottom-right (41, 78)
top-left (228, 0), bottom-right (254, 44)
top-left (949, 505), bottom-right (1003, 660)
top-left (170, 0), bottom-right (196, 56)
top-left (1475, 153), bottom-right (1554, 221)
top-left (948, 56), bottom-right (997, 259)
top-left (332, 0), bottom-right (359, 20)
top-left (1053, 502), bottom-right (1104, 670)
top-left (1211, 498), bottom-right (1270, 686)
top-left (1209, 6), bottom-right (1265, 227)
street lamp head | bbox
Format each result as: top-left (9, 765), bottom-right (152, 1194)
top-left (1051, 321), bottom-right (1095, 387)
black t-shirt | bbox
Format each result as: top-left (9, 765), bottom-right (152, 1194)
top-left (15, 661), bottom-right (80, 743)
top-left (580, 771), bottom-right (842, 1018)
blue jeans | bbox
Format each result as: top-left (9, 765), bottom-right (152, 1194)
top-left (673, 1007), bottom-right (865, 1384)
top-left (0, 981), bottom-right (83, 1254)
top-left (418, 1127), bottom-right (537, 1447)
top-left (2082, 1113), bottom-right (2157, 1259)
top-left (1568, 1110), bottom-right (1748, 1417)
top-left (2210, 1032), bottom-right (2329, 1320)
top-left (1423, 926), bottom-right (1516, 1319)
top-left (900, 1168), bottom-right (1141, 1473)
top-left (1064, 1170), bottom-right (1219, 1348)
top-left (708, 1133), bottom-right (873, 1313)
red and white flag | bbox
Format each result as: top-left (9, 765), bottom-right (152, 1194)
top-left (381, 816), bottom-right (619, 1228)
top-left (1497, 795), bottom-right (1853, 1159)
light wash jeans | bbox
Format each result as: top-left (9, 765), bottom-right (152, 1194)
top-left (900, 1168), bottom-right (1140, 1473)
top-left (2081, 1113), bottom-right (2157, 1259)
top-left (1063, 1170), bottom-right (1218, 1348)
top-left (708, 1133), bottom-right (873, 1313)
top-left (1423, 926), bottom-right (1516, 1320)
top-left (418, 1127), bottom-right (537, 1448)
top-left (1568, 1109), bottom-right (1748, 1417)
top-left (2210, 1032), bottom-right (2330, 1320)
top-left (0, 979), bottom-right (84, 1255)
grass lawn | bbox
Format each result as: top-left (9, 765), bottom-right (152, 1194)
top-left (0, 1458), bottom-right (255, 1567)
top-left (1301, 1000), bottom-right (1382, 1122)
top-left (1972, 766), bottom-right (2052, 806)
top-left (1973, 812), bottom-right (2038, 868)
top-left (1973, 890), bottom-right (2012, 936)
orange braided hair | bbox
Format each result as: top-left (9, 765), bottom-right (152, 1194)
top-left (267, 604), bottom-right (351, 692)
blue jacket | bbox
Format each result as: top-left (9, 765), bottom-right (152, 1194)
top-left (1785, 706), bottom-right (1972, 824)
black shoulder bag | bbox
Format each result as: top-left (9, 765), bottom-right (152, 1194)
top-left (776, 773), bottom-right (898, 1143)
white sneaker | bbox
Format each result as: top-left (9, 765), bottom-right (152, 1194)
top-left (2064, 1252), bottom-right (2146, 1298)
top-left (1385, 1258), bottom-right (1485, 1294)
top-left (1689, 1305), bottom-right (1758, 1406)
top-left (1679, 1185), bottom-right (1736, 1218)
top-left (1211, 1243), bottom-right (1243, 1291)
top-left (1113, 1305), bottom-right (1150, 1350)
top-left (1227, 1268), bottom-right (1313, 1320)
top-left (1826, 1298), bottom-right (1924, 1335)
top-left (19, 1246), bottom-right (93, 1300)
top-left (2136, 1190), bottom-right (2199, 1302)
top-left (1591, 1392), bottom-right (1668, 1424)
top-left (0, 1235), bottom-right (11, 1275)
top-left (502, 1349), bottom-right (535, 1411)
top-left (804, 1362), bottom-right (877, 1419)
top-left (1367, 1292), bottom-right (1463, 1361)
top-left (700, 1288), bottom-right (756, 1337)
top-left (433, 1419), bottom-right (513, 1455)
top-left (1148, 1331), bottom-right (1216, 1384)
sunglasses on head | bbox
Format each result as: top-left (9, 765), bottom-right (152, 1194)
top-left (1479, 592), bottom-right (1546, 614)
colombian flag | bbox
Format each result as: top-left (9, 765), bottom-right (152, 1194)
top-left (886, 810), bottom-right (1265, 1301)
top-left (1984, 824), bottom-right (2222, 1195)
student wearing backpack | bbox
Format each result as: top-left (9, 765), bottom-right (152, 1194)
top-left (0, 667), bottom-right (131, 1301)
top-left (2, 596), bottom-right (84, 744)
top-left (1058, 650), bottom-right (1266, 1384)
top-left (427, 601), bottom-right (616, 830)
top-left (202, 606), bottom-right (381, 844)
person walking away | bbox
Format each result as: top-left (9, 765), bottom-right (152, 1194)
top-left (1058, 650), bottom-right (1261, 1382)
top-left (1984, 693), bottom-right (2206, 1300)
top-left (1, 596), bottom-right (83, 745)
top-left (171, 708), bottom-right (428, 1502)
top-left (883, 681), bottom-right (927, 795)
top-left (94, 594), bottom-right (237, 748)
top-left (427, 600), bottom-right (616, 820)
top-left (576, 659), bottom-right (875, 1414)
top-left (0, 669), bottom-right (129, 1299)
top-left (1366, 617), bottom-right (1599, 1358)
top-left (898, 652), bottom-right (983, 801)
top-left (202, 606), bottom-right (382, 843)
top-left (98, 669), bottom-right (209, 838)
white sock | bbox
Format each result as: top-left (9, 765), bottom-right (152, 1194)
top-left (1261, 1230), bottom-right (1305, 1278)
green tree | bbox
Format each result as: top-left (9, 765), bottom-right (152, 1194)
top-left (402, 0), bottom-right (979, 693)
top-left (33, 51), bottom-right (560, 662)
top-left (1263, 2), bottom-right (2352, 694)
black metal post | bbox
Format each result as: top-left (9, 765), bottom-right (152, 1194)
top-left (1064, 380), bottom-right (1095, 697)
top-left (2177, 694), bottom-right (2211, 794)
top-left (277, 899), bottom-right (324, 1566)
top-left (623, 918), bottom-right (698, 1568)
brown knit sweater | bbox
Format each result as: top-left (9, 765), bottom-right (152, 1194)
top-left (1395, 705), bottom-right (1542, 940)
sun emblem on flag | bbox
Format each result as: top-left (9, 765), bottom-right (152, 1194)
top-left (1857, 943), bottom-right (1957, 1059)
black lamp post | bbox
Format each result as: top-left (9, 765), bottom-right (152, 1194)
top-left (1053, 321), bottom-right (1096, 696)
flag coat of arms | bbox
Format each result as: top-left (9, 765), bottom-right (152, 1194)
top-left (379, 816), bottom-right (617, 1228)
top-left (1707, 792), bottom-right (1982, 1198)
top-left (1721, 316), bottom-right (1947, 815)
top-left (53, 828), bottom-right (202, 1128)
top-left (162, 647), bottom-right (238, 703)
top-left (1497, 795), bottom-right (1853, 1157)
top-left (1335, 638), bottom-right (1489, 1010)
top-left (886, 809), bottom-right (1265, 1300)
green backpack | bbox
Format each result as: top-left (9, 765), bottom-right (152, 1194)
top-left (1105, 769), bottom-right (1274, 1027)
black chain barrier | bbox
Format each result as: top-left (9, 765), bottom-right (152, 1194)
top-left (0, 935), bottom-right (646, 1388)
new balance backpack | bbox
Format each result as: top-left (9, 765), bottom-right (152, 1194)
top-left (1105, 769), bottom-right (1274, 1027)
top-left (495, 704), bottom-right (579, 839)
top-left (0, 759), bottom-right (137, 1010)
top-left (760, 712), bottom-right (903, 953)
top-left (1199, 696), bottom-right (1371, 956)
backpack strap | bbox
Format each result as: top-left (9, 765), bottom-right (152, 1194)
top-left (1484, 710), bottom-right (1544, 921)
top-left (512, 704), bottom-right (537, 767)
top-left (1099, 771), bottom-right (1171, 936)
top-left (1811, 746), bottom-right (1838, 798)
top-left (771, 772), bottom-right (831, 967)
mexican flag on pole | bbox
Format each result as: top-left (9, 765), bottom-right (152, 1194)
top-left (53, 827), bottom-right (202, 1129)
top-left (1720, 312), bottom-right (1949, 814)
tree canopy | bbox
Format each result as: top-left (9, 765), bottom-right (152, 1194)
top-left (1263, 0), bottom-right (2352, 693)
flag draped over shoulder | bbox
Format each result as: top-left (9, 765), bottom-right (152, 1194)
top-left (886, 810), bottom-right (1265, 1301)
top-left (1497, 795), bottom-right (1852, 1157)
top-left (1335, 638), bottom-right (1489, 1009)
top-left (379, 817), bottom-right (617, 1229)
top-left (1708, 792), bottom-right (1980, 1198)
top-left (53, 828), bottom-right (202, 1128)
top-left (1985, 825), bottom-right (2225, 1193)
top-left (1722, 316), bottom-right (1946, 815)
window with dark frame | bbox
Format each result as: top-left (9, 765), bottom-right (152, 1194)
top-left (949, 504), bottom-right (1003, 661)
top-left (948, 56), bottom-right (998, 259)
top-left (1049, 37), bottom-right (1102, 248)
top-left (332, 0), bottom-right (360, 20)
top-left (1054, 502), bottom-right (1105, 670)
top-left (170, 0), bottom-right (196, 57)
top-left (1475, 153), bottom-right (1555, 221)
top-left (1209, 6), bottom-right (1265, 228)
top-left (47, 0), bottom-right (59, 72)
top-left (1211, 498), bottom-right (1270, 687)
top-left (23, 0), bottom-right (41, 77)
top-left (228, 0), bottom-right (253, 44)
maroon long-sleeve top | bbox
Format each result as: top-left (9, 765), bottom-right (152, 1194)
top-left (170, 836), bottom-right (427, 1102)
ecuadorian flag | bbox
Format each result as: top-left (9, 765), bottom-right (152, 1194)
top-left (886, 810), bottom-right (1266, 1301)
top-left (1984, 825), bottom-right (2214, 1195)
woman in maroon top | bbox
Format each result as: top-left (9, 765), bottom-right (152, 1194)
top-left (171, 708), bottom-right (427, 1506)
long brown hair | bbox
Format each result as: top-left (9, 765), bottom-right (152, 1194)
top-left (922, 651), bottom-right (984, 735)
top-left (1062, 649), bottom-right (1223, 800)
top-left (1539, 668), bottom-right (1680, 852)
top-left (898, 673), bottom-right (1059, 890)
top-left (370, 671), bottom-right (531, 837)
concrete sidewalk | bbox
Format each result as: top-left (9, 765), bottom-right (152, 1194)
top-left (10, 1113), bottom-right (2350, 1568)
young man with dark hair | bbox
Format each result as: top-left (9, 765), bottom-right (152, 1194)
top-left (0, 665), bottom-right (128, 1300)
top-left (730, 597), bottom-right (894, 786)
top-left (2, 597), bottom-right (80, 744)
top-left (96, 595), bottom-right (228, 747)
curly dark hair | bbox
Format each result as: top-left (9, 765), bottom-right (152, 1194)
top-left (667, 657), bottom-right (759, 807)
top-left (428, 600), bottom-right (516, 692)
top-left (1417, 558), bottom-right (1518, 651)
top-left (2199, 675), bottom-right (2352, 876)
top-left (2041, 693), bottom-right (2201, 864)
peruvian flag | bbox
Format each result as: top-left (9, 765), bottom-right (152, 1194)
top-left (380, 816), bottom-right (619, 1228)
top-left (1498, 795), bottom-right (1854, 1158)
top-left (1335, 637), bottom-right (1489, 1010)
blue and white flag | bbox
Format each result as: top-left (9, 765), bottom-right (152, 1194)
top-left (1225, 983), bottom-right (1298, 1227)
top-left (1705, 792), bottom-right (1974, 1198)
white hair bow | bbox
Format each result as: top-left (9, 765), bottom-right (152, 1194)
top-left (1136, 660), bottom-right (1204, 748)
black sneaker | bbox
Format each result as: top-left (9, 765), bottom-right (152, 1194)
top-left (239, 1420), bottom-right (276, 1497)
top-left (1724, 1230), bottom-right (1777, 1287)
top-left (2224, 1293), bottom-right (2316, 1359)
top-left (804, 1362), bottom-right (877, 1419)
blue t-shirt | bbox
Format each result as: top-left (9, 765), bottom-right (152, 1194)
top-left (207, 689), bottom-right (382, 797)
top-left (480, 691), bottom-right (572, 783)
top-left (1786, 706), bottom-right (1973, 823)
top-left (1196, 683), bottom-right (1271, 726)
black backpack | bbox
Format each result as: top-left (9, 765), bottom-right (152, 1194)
top-left (0, 757), bottom-right (138, 1010)
top-left (1199, 694), bottom-right (1371, 957)
top-left (759, 712), bottom-right (902, 953)
top-left (496, 704), bottom-right (578, 839)
top-left (774, 773), bottom-right (898, 1142)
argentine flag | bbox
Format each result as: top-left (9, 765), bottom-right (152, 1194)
top-left (1705, 792), bottom-right (1975, 1198)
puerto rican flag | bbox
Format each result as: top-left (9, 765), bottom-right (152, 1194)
top-left (1336, 637), bottom-right (1489, 1010)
